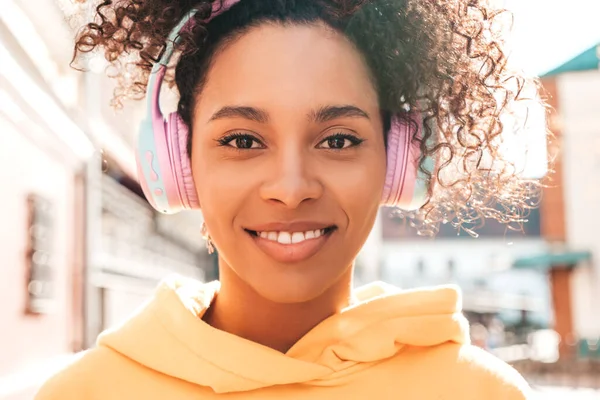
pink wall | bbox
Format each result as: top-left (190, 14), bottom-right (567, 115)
top-left (0, 117), bottom-right (81, 397)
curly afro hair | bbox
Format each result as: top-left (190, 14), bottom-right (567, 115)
top-left (72, 0), bottom-right (548, 236)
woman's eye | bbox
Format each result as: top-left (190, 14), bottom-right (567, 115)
top-left (318, 134), bottom-right (364, 150)
top-left (218, 133), bottom-right (264, 149)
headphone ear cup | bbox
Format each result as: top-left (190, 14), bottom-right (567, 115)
top-left (137, 117), bottom-right (162, 211)
top-left (135, 111), bottom-right (200, 214)
top-left (168, 113), bottom-right (200, 209)
top-left (381, 113), bottom-right (431, 210)
top-left (137, 115), bottom-right (180, 214)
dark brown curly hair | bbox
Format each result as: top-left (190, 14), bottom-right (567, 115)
top-left (72, 0), bottom-right (547, 236)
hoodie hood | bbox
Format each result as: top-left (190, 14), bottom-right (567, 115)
top-left (98, 276), bottom-right (470, 394)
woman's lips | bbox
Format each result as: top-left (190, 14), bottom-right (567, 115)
top-left (245, 226), bottom-right (336, 263)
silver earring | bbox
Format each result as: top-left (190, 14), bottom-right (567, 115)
top-left (201, 222), bottom-right (215, 254)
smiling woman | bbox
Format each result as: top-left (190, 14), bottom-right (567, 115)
top-left (36, 0), bottom-right (542, 399)
top-left (189, 22), bottom-right (386, 305)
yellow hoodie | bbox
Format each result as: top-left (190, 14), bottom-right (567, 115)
top-left (36, 276), bottom-right (531, 399)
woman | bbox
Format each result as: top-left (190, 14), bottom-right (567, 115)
top-left (37, 0), bottom-right (541, 398)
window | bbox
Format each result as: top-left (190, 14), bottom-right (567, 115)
top-left (25, 194), bottom-right (54, 315)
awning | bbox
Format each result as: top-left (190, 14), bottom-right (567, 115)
top-left (513, 251), bottom-right (592, 270)
top-left (542, 44), bottom-right (600, 77)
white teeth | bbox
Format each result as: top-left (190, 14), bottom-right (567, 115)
top-left (255, 229), bottom-right (328, 244)
top-left (277, 232), bottom-right (292, 244)
top-left (291, 232), bottom-right (305, 244)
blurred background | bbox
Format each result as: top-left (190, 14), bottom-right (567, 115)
top-left (0, 0), bottom-right (599, 399)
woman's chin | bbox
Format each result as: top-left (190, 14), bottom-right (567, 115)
top-left (249, 277), bottom-right (332, 305)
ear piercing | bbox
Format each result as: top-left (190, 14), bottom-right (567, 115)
top-left (201, 222), bottom-right (215, 254)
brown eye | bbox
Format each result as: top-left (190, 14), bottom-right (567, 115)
top-left (217, 133), bottom-right (265, 149)
top-left (318, 133), bottom-right (364, 150)
top-left (327, 137), bottom-right (347, 149)
top-left (235, 136), bottom-right (255, 149)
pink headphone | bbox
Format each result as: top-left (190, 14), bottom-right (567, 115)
top-left (136, 0), bottom-right (433, 215)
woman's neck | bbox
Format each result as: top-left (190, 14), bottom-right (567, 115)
top-left (202, 263), bottom-right (354, 353)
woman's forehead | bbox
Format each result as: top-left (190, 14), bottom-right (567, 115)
top-left (199, 23), bottom-right (379, 110)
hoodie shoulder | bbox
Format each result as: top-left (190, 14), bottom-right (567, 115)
top-left (448, 343), bottom-right (533, 399)
top-left (393, 342), bottom-right (532, 400)
top-left (34, 350), bottom-right (94, 400)
top-left (35, 346), bottom-right (139, 400)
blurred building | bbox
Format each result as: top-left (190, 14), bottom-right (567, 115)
top-left (517, 44), bottom-right (600, 359)
top-left (377, 209), bottom-right (552, 332)
top-left (0, 1), bottom-right (215, 399)
top-left (360, 44), bottom-right (600, 366)
top-left (366, 89), bottom-right (552, 337)
top-left (0, 1), bottom-right (90, 398)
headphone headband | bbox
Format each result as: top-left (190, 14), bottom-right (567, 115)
top-left (146, 0), bottom-right (242, 120)
top-left (136, 0), bottom-right (435, 215)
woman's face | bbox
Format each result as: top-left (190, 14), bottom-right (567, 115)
top-left (191, 23), bottom-right (386, 303)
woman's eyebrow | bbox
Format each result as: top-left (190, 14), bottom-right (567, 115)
top-left (309, 105), bottom-right (370, 123)
top-left (209, 104), bottom-right (370, 123)
top-left (210, 106), bottom-right (269, 123)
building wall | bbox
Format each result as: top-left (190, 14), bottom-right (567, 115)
top-left (570, 264), bottom-right (598, 339)
top-left (0, 113), bottom-right (83, 399)
top-left (539, 77), bottom-right (567, 243)
top-left (88, 174), bottom-right (207, 339)
top-left (381, 238), bottom-right (552, 323)
top-left (382, 239), bottom-right (549, 282)
top-left (0, 2), bottom-right (92, 397)
top-left (556, 70), bottom-right (600, 338)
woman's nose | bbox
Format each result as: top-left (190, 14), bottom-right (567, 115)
top-left (258, 147), bottom-right (324, 209)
